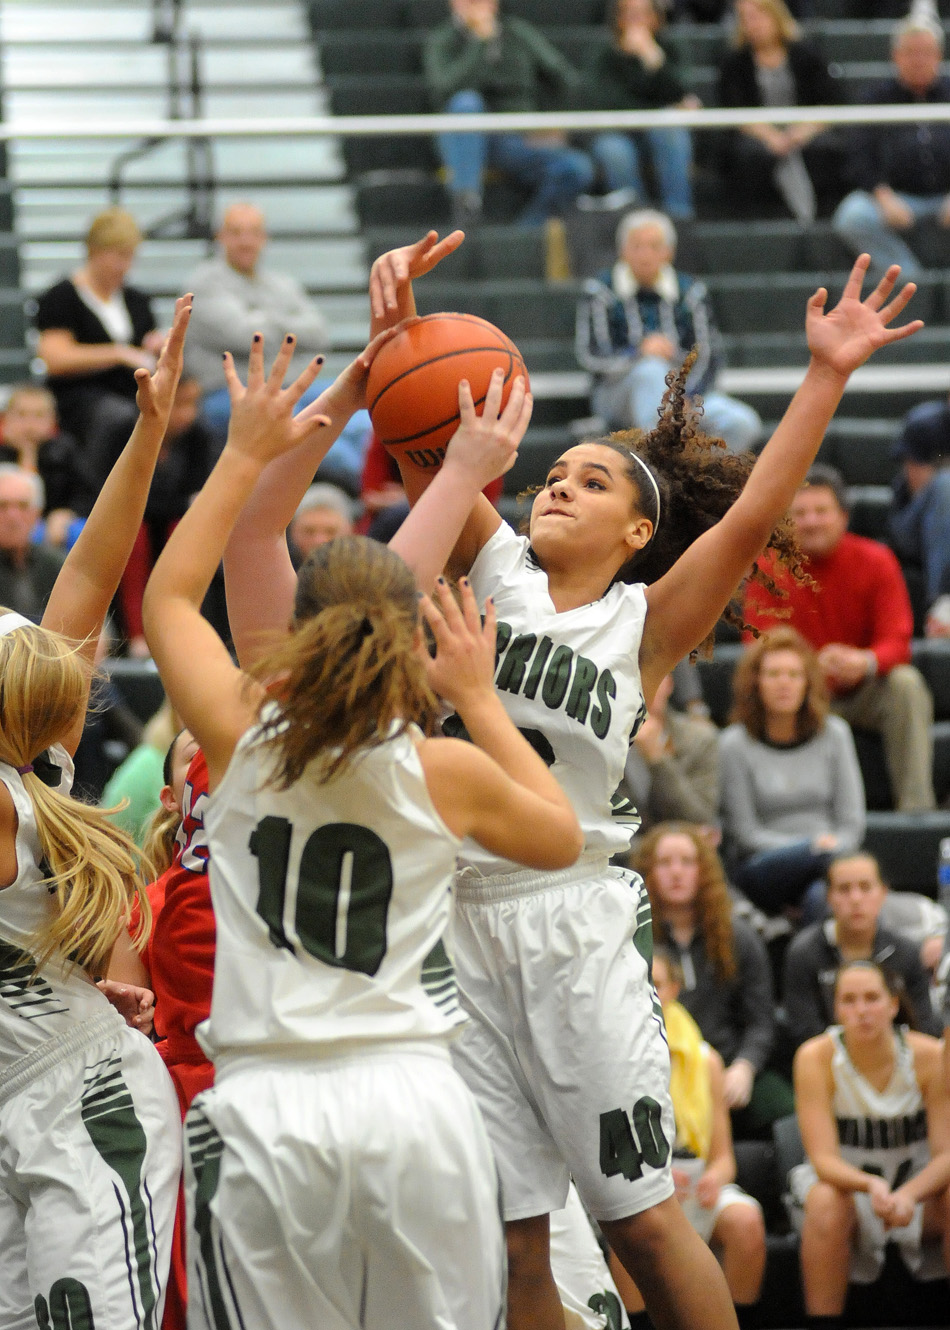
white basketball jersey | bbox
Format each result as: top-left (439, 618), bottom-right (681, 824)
top-left (459, 522), bottom-right (648, 876)
top-left (0, 747), bottom-right (109, 1065)
top-left (829, 1025), bottom-right (930, 1189)
top-left (199, 721), bottom-right (465, 1061)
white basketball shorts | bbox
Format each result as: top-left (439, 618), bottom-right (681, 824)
top-left (184, 1043), bottom-right (506, 1330)
top-left (451, 857), bottom-right (676, 1223)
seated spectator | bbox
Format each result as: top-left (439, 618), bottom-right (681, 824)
top-left (33, 206), bottom-right (161, 453)
top-left (576, 209), bottom-right (762, 453)
top-left (833, 14), bottom-right (950, 279)
top-left (636, 821), bottom-right (795, 1136)
top-left (185, 203), bottom-right (328, 443)
top-left (81, 375), bottom-right (217, 657)
top-left (288, 484), bottom-right (355, 566)
top-left (783, 851), bottom-right (940, 1049)
top-left (423, 0), bottom-right (595, 227)
top-left (622, 670), bottom-right (721, 833)
top-left (0, 464), bottom-right (64, 618)
top-left (608, 947), bottom-right (767, 1318)
top-left (718, 0), bottom-right (844, 224)
top-left (887, 392), bottom-right (950, 632)
top-left (0, 383), bottom-right (82, 524)
top-left (583, 0), bottom-right (696, 220)
top-left (720, 626), bottom-right (866, 917)
top-left (744, 463), bottom-right (936, 812)
top-left (789, 961), bottom-right (950, 1316)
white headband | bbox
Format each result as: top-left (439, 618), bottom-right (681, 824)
top-left (0, 612), bottom-right (34, 637)
top-left (630, 453), bottom-right (661, 530)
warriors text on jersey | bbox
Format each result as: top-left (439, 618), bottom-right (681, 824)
top-left (458, 522), bottom-right (648, 877)
top-left (199, 720), bottom-right (464, 1062)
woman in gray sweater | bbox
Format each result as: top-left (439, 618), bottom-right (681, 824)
top-left (720, 626), bottom-right (866, 917)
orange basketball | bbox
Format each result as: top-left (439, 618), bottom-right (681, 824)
top-left (366, 312), bottom-right (529, 474)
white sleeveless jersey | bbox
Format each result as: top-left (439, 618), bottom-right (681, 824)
top-left (199, 722), bottom-right (465, 1061)
top-left (0, 747), bottom-right (110, 1066)
top-left (458, 522), bottom-right (648, 877)
top-left (829, 1025), bottom-right (930, 1189)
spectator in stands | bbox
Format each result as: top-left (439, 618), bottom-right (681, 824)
top-left (717, 0), bottom-right (844, 224)
top-left (33, 206), bottom-right (161, 454)
top-left (636, 822), bottom-right (795, 1136)
top-left (888, 391), bottom-right (950, 632)
top-left (622, 670), bottom-right (721, 833)
top-left (0, 464), bottom-right (63, 618)
top-left (833, 13), bottom-right (950, 279)
top-left (576, 209), bottom-right (762, 452)
top-left (719, 626), bottom-right (866, 918)
top-left (287, 484), bottom-right (354, 566)
top-left (0, 384), bottom-right (81, 522)
top-left (783, 851), bottom-right (940, 1049)
top-left (583, 0), bottom-right (696, 220)
top-left (423, 0), bottom-right (595, 227)
top-left (789, 961), bottom-right (950, 1318)
top-left (185, 202), bottom-right (328, 442)
top-left (80, 375), bottom-right (217, 658)
top-left (744, 463), bottom-right (937, 812)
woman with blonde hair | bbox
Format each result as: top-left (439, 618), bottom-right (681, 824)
top-left (720, 625), bottom-right (865, 917)
top-left (637, 821), bottom-right (794, 1135)
top-left (0, 296), bottom-right (191, 1329)
top-left (718, 0), bottom-right (844, 223)
top-left (35, 205), bottom-right (164, 451)
top-left (141, 331), bottom-right (584, 1328)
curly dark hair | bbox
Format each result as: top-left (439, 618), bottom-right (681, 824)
top-left (521, 353), bottom-right (805, 653)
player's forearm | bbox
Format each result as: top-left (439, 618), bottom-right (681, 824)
top-left (456, 690), bottom-right (574, 816)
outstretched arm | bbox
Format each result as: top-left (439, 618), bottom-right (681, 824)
top-left (640, 257), bottom-right (922, 699)
top-left (143, 336), bottom-right (329, 786)
top-left (42, 294), bottom-right (192, 754)
top-left (390, 370), bottom-right (531, 589)
top-left (223, 333), bottom-right (397, 668)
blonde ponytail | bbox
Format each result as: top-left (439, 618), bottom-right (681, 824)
top-left (0, 621), bottom-right (150, 973)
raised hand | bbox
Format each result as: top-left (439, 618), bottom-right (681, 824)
top-left (419, 577), bottom-right (497, 712)
top-left (133, 292), bottom-right (192, 423)
top-left (369, 229), bottom-right (464, 325)
top-left (296, 324), bottom-right (401, 429)
top-left (806, 255), bottom-right (923, 380)
top-left (222, 333), bottom-right (328, 466)
top-left (442, 368), bottom-right (533, 490)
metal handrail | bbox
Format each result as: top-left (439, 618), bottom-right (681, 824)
top-left (107, 19), bottom-right (213, 241)
top-left (17, 102), bottom-right (950, 142)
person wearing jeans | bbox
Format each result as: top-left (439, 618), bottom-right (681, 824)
top-left (576, 209), bottom-right (762, 453)
top-left (424, 0), bottom-right (595, 226)
top-left (833, 16), bottom-right (950, 279)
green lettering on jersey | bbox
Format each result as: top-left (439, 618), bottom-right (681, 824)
top-left (541, 645), bottom-right (573, 709)
top-left (523, 635), bottom-right (553, 699)
top-left (565, 655), bottom-right (597, 724)
top-left (496, 633), bottom-right (537, 694)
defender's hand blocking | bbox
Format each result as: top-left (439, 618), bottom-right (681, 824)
top-left (419, 578), bottom-right (497, 712)
top-left (222, 333), bottom-right (329, 467)
top-left (805, 255), bottom-right (923, 380)
top-left (369, 229), bottom-right (464, 325)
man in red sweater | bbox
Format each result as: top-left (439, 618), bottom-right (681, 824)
top-left (744, 464), bottom-right (935, 811)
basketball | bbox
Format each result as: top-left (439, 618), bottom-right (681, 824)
top-left (366, 312), bottom-right (529, 473)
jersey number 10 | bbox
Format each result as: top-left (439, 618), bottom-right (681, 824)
top-left (249, 815), bottom-right (394, 976)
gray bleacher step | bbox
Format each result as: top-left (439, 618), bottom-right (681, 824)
top-left (20, 235), bottom-right (368, 298)
top-left (0, 1), bottom-right (307, 43)
top-left (14, 185), bottom-right (357, 241)
top-left (3, 45), bottom-right (317, 91)
top-left (8, 138), bottom-right (344, 188)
